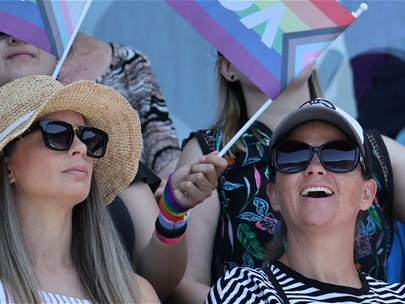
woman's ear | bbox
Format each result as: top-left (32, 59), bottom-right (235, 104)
top-left (217, 56), bottom-right (238, 82)
top-left (5, 158), bottom-right (15, 184)
top-left (359, 178), bottom-right (377, 211)
top-left (267, 182), bottom-right (280, 212)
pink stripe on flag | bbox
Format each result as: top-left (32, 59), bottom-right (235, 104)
top-left (303, 50), bottom-right (322, 66)
top-left (0, 10), bottom-right (50, 52)
top-left (167, 1), bottom-right (280, 98)
top-left (58, 0), bottom-right (73, 35)
top-left (311, 0), bottom-right (355, 25)
top-left (282, 0), bottom-right (335, 29)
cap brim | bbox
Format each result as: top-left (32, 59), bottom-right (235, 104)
top-left (270, 106), bottom-right (365, 156)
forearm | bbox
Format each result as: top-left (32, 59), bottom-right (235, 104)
top-left (137, 232), bottom-right (187, 299)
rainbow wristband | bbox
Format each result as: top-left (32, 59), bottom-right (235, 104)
top-left (155, 174), bottom-right (189, 244)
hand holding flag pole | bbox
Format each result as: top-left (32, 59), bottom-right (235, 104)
top-left (218, 98), bottom-right (273, 157)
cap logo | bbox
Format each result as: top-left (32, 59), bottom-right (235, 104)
top-left (300, 98), bottom-right (336, 110)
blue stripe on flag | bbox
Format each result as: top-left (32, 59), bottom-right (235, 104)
top-left (0, 0), bottom-right (43, 28)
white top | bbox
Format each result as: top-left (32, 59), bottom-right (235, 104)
top-left (0, 281), bottom-right (91, 304)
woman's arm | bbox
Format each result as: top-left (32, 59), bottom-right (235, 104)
top-left (119, 182), bottom-right (185, 298)
top-left (166, 138), bottom-right (222, 303)
top-left (119, 145), bottom-right (226, 299)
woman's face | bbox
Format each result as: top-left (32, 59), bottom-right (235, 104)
top-left (6, 110), bottom-right (94, 205)
top-left (267, 121), bottom-right (376, 232)
top-left (0, 34), bottom-right (57, 86)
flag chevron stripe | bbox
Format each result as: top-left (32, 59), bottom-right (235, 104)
top-left (197, 1), bottom-right (282, 75)
top-left (49, 0), bottom-right (71, 46)
top-left (37, 1), bottom-right (60, 59)
top-left (0, 1), bottom-right (43, 27)
top-left (167, 0), bottom-right (281, 98)
top-left (0, 0), bottom-right (91, 58)
top-left (281, 25), bottom-right (350, 88)
top-left (282, 1), bottom-right (336, 29)
top-left (0, 10), bottom-right (50, 52)
top-left (310, 0), bottom-right (355, 25)
top-left (57, 1), bottom-right (74, 36)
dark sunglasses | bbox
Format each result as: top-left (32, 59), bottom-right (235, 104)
top-left (21, 119), bottom-right (108, 158)
top-left (272, 140), bottom-right (365, 174)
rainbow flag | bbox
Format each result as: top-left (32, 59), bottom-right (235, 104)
top-left (166, 0), bottom-right (356, 99)
top-left (0, 0), bottom-right (91, 58)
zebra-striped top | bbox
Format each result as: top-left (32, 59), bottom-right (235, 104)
top-left (0, 281), bottom-right (91, 304)
top-left (206, 261), bottom-right (405, 303)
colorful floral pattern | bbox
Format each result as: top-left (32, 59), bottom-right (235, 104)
top-left (186, 123), bottom-right (392, 283)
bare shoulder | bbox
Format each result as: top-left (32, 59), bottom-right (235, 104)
top-left (134, 273), bottom-right (160, 303)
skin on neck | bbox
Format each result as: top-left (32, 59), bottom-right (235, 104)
top-left (279, 226), bottom-right (362, 288)
top-left (58, 32), bottom-right (112, 84)
top-left (15, 197), bottom-right (74, 267)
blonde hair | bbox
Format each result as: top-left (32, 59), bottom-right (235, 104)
top-left (213, 55), bottom-right (323, 159)
top-left (212, 55), bottom-right (249, 158)
top-left (0, 155), bottom-right (142, 303)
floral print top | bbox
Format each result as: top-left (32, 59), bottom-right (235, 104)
top-left (185, 122), bottom-right (393, 284)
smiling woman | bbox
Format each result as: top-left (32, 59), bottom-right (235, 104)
top-left (206, 99), bottom-right (405, 303)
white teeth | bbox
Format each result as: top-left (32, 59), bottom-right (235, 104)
top-left (301, 187), bottom-right (332, 197)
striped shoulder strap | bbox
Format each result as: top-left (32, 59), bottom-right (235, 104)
top-left (261, 262), bottom-right (290, 304)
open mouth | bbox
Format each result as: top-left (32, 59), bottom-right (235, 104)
top-left (301, 187), bottom-right (333, 198)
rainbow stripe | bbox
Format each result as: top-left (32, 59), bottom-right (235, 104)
top-left (166, 0), bottom-right (355, 99)
top-left (0, 0), bottom-right (91, 58)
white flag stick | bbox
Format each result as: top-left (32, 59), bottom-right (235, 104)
top-left (52, 1), bottom-right (92, 79)
top-left (218, 98), bottom-right (273, 157)
top-left (351, 3), bottom-right (368, 19)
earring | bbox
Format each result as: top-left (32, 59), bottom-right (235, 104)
top-left (230, 74), bottom-right (236, 81)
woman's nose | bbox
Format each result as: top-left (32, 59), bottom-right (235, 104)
top-left (304, 153), bottom-right (327, 175)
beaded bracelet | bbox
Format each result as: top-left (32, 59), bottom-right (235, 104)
top-left (155, 174), bottom-right (190, 244)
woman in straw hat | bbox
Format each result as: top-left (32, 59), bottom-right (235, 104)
top-left (0, 75), bottom-right (226, 303)
top-left (0, 33), bottom-right (228, 299)
top-left (0, 74), bottom-right (157, 303)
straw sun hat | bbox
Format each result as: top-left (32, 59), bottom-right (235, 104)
top-left (0, 75), bottom-right (141, 204)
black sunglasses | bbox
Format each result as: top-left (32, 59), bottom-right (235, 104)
top-left (272, 140), bottom-right (365, 174)
top-left (21, 119), bottom-right (108, 158)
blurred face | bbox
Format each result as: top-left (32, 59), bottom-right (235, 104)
top-left (0, 33), bottom-right (57, 86)
top-left (267, 121), bottom-right (376, 232)
top-left (6, 110), bottom-right (94, 205)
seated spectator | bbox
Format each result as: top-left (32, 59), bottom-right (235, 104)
top-left (0, 75), bottom-right (158, 303)
top-left (206, 99), bottom-right (405, 303)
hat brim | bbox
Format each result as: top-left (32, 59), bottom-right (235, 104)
top-left (0, 76), bottom-right (141, 204)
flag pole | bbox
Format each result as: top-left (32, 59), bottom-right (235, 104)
top-left (351, 3), bottom-right (368, 18)
top-left (218, 98), bottom-right (273, 157)
top-left (52, 1), bottom-right (92, 79)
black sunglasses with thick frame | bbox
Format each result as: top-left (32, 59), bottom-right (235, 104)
top-left (272, 140), bottom-right (367, 175)
top-left (18, 119), bottom-right (109, 158)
